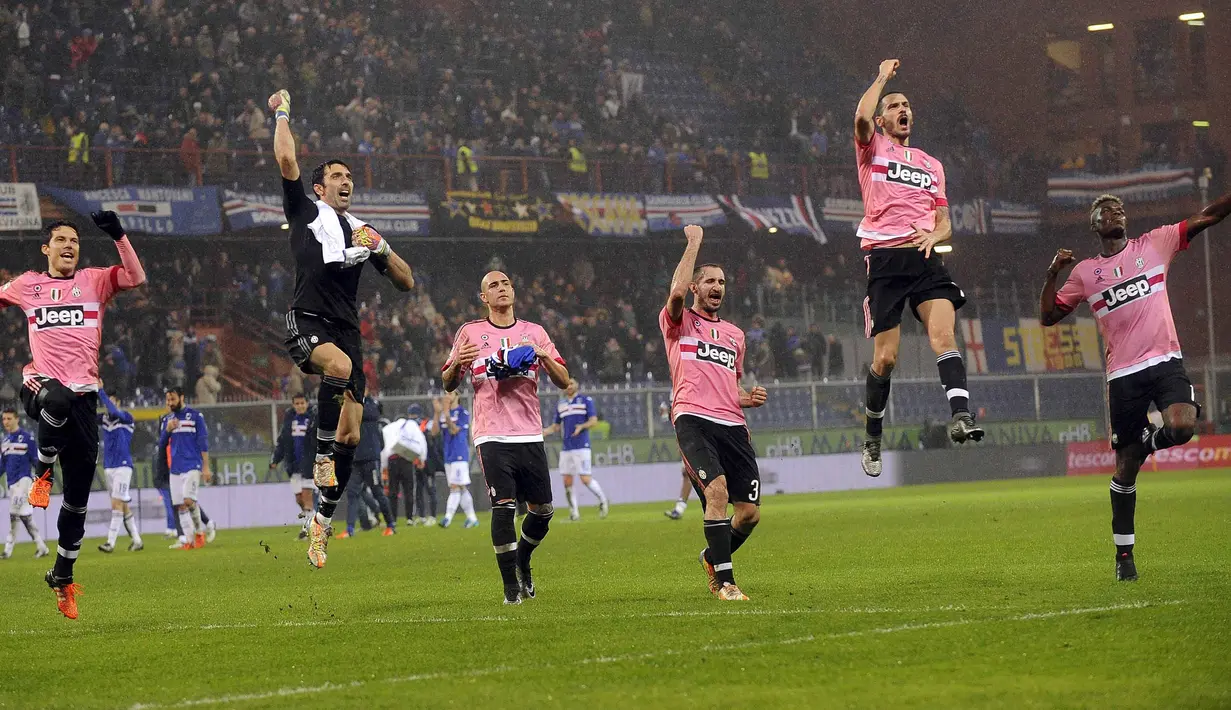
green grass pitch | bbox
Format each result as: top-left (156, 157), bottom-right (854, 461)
top-left (2, 470), bottom-right (1229, 709)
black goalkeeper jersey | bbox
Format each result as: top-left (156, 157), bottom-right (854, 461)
top-left (282, 177), bottom-right (365, 330)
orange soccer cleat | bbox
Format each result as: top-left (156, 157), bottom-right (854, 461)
top-left (45, 572), bottom-right (82, 620)
top-left (716, 583), bottom-right (749, 601)
top-left (335, 530), bottom-right (351, 539)
top-left (381, 527), bottom-right (395, 537)
top-left (699, 549), bottom-right (720, 595)
top-left (194, 533), bottom-right (206, 548)
top-left (28, 472), bottom-right (53, 509)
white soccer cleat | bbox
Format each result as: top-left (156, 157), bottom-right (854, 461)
top-left (599, 500), bottom-right (609, 519)
top-left (569, 511), bottom-right (580, 522)
top-left (861, 439), bottom-right (882, 478)
top-left (35, 545), bottom-right (49, 559)
top-left (205, 520), bottom-right (217, 543)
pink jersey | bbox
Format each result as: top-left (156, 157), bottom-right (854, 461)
top-left (0, 238), bottom-right (144, 392)
top-left (443, 318), bottom-right (564, 446)
top-left (855, 131), bottom-right (948, 250)
top-left (659, 307), bottom-right (746, 426)
top-left (1056, 221), bottom-right (1190, 380)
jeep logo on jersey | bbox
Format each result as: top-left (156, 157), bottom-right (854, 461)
top-left (885, 162), bottom-right (934, 191)
top-left (695, 341), bottom-right (737, 371)
top-left (32, 305), bottom-right (87, 329)
top-left (1102, 275), bottom-right (1152, 311)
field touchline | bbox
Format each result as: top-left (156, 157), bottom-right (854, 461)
top-left (129, 600), bottom-right (1184, 709)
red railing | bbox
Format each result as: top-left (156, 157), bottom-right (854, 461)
top-left (2, 145), bottom-right (850, 197)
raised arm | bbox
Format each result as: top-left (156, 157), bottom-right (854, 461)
top-left (97, 389), bottom-right (133, 424)
top-left (268, 89), bottom-right (300, 181)
top-left (855, 59), bottom-right (898, 145)
top-left (1039, 249), bottom-right (1077, 326)
top-left (666, 224), bottom-right (704, 323)
top-left (90, 211), bottom-right (146, 290)
top-left (1186, 185), bottom-right (1231, 239)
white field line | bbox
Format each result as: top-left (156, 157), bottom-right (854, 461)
top-left (128, 600), bottom-right (1183, 709)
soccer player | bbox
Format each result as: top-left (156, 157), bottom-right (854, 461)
top-left (159, 387), bottom-right (212, 549)
top-left (442, 271), bottom-right (570, 605)
top-left (437, 392), bottom-right (479, 529)
top-left (340, 395), bottom-right (395, 538)
top-left (2, 407), bottom-right (49, 559)
top-left (380, 410), bottom-right (428, 498)
top-left (1039, 189), bottom-right (1231, 581)
top-left (409, 403), bottom-right (439, 526)
top-left (660, 225), bottom-right (768, 601)
top-left (543, 379), bottom-right (609, 521)
top-left (854, 59), bottom-right (983, 478)
top-left (270, 393), bottom-right (317, 539)
top-left (664, 466), bottom-right (694, 520)
top-left (97, 389), bottom-right (143, 553)
top-left (0, 212), bottom-right (145, 618)
top-left (268, 88), bottom-right (415, 568)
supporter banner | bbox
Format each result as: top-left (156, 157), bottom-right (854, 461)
top-left (224, 189), bottom-right (430, 236)
top-left (718, 194), bottom-right (826, 243)
top-left (42, 185), bottom-right (221, 236)
top-left (556, 192), bottom-right (647, 236)
top-left (645, 194), bottom-right (726, 231)
top-left (1067, 435), bottom-right (1231, 476)
top-left (0, 183), bottom-right (41, 231)
top-left (1047, 166), bottom-right (1195, 206)
top-left (439, 190), bottom-right (552, 233)
top-left (988, 200), bottom-right (1043, 235)
top-left (820, 197), bottom-right (865, 230)
top-left (966, 317), bottom-right (1102, 374)
top-left (949, 198), bottom-right (987, 236)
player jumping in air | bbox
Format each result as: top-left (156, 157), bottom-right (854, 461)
top-left (0, 212), bottom-right (146, 618)
top-left (97, 389), bottom-right (143, 553)
top-left (268, 88), bottom-right (415, 568)
top-left (854, 59), bottom-right (983, 478)
top-left (2, 407), bottom-right (49, 559)
top-left (442, 271), bottom-right (570, 605)
top-left (1040, 189), bottom-right (1231, 581)
top-left (660, 225), bottom-right (768, 601)
top-left (543, 379), bottom-right (610, 521)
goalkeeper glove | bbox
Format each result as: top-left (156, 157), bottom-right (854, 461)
top-left (90, 210), bottom-right (126, 241)
top-left (352, 225), bottom-right (391, 258)
top-left (271, 89), bottom-right (291, 121)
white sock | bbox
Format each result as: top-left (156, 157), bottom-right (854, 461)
top-left (444, 490), bottom-right (461, 522)
top-left (565, 485), bottom-right (578, 515)
top-left (107, 509), bottom-right (123, 546)
top-left (315, 511), bottom-right (332, 526)
top-left (124, 513), bottom-right (142, 544)
top-left (461, 489), bottom-right (477, 521)
top-left (674, 499), bottom-right (688, 514)
top-left (178, 510), bottom-right (196, 542)
top-left (585, 479), bottom-right (607, 504)
top-left (7, 515), bottom-right (16, 545)
top-left (189, 505), bottom-right (203, 533)
top-left (24, 516), bottom-right (44, 548)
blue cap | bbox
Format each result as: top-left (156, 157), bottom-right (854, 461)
top-left (407, 403), bottom-right (424, 417)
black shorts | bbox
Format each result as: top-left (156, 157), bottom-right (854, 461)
top-left (675, 414), bottom-right (761, 506)
top-left (864, 249), bottom-right (966, 337)
top-left (1108, 359), bottom-right (1199, 450)
top-left (19, 376), bottom-right (99, 488)
top-left (477, 441), bottom-right (552, 506)
top-left (284, 309), bottom-right (366, 398)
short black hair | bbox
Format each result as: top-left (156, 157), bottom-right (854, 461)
top-left (692, 263), bottom-right (724, 282)
top-left (292, 393), bottom-right (307, 401)
top-left (1, 407), bottom-right (17, 417)
top-left (165, 386), bottom-right (184, 396)
top-left (311, 160), bottom-right (351, 187)
top-left (43, 219), bottom-right (79, 244)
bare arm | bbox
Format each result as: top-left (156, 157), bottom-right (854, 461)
top-left (536, 350), bottom-right (570, 390)
top-left (201, 452), bottom-right (212, 483)
top-left (855, 59), bottom-right (898, 145)
top-left (666, 224), bottom-right (704, 323)
top-left (442, 339), bottom-right (479, 393)
top-left (542, 422), bottom-right (560, 437)
top-left (377, 250), bottom-right (414, 291)
top-left (268, 90), bottom-right (299, 181)
top-left (738, 385), bottom-right (768, 409)
top-left (1039, 249), bottom-right (1076, 326)
top-left (1187, 187), bottom-right (1231, 239)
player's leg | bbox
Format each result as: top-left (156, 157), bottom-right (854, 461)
top-left (364, 464), bottom-right (395, 531)
top-left (562, 463), bottom-right (579, 521)
top-left (171, 474), bottom-right (195, 548)
top-left (863, 325), bottom-right (900, 477)
top-left (478, 443), bottom-right (523, 603)
top-left (442, 463), bottom-right (463, 526)
top-left (721, 425), bottom-right (762, 566)
top-left (1106, 372), bottom-right (1154, 581)
top-left (665, 468), bottom-right (691, 519)
top-left (517, 443), bottom-right (555, 600)
top-left (3, 478), bottom-right (25, 558)
top-left (45, 398), bottom-right (100, 618)
top-left (417, 467), bottom-right (438, 523)
top-left (341, 465), bottom-right (363, 537)
top-left (1144, 364), bottom-right (1199, 455)
top-left (20, 377), bottom-right (75, 508)
top-left (158, 487), bottom-right (176, 537)
top-left (121, 496), bottom-right (142, 550)
top-left (184, 471), bottom-right (205, 547)
top-left (308, 389), bottom-right (362, 567)
top-left (101, 469), bottom-right (122, 551)
top-left (578, 450), bottom-right (608, 518)
top-left (306, 342), bottom-right (354, 486)
top-left (915, 297), bottom-right (983, 443)
top-left (676, 416), bottom-right (737, 595)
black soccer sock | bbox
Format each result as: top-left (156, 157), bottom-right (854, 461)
top-left (491, 504), bottom-right (520, 587)
top-left (1110, 478), bottom-right (1136, 555)
top-left (1144, 425), bottom-right (1192, 454)
top-left (703, 519), bottom-right (735, 586)
top-left (936, 350), bottom-right (970, 416)
top-left (317, 442), bottom-right (357, 519)
top-left (729, 517), bottom-right (752, 555)
top-left (53, 500), bottom-right (87, 580)
top-left (518, 506), bottom-right (553, 570)
top-left (316, 375), bottom-right (349, 456)
top-left (865, 367), bottom-right (891, 438)
top-left (198, 506), bottom-right (210, 525)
